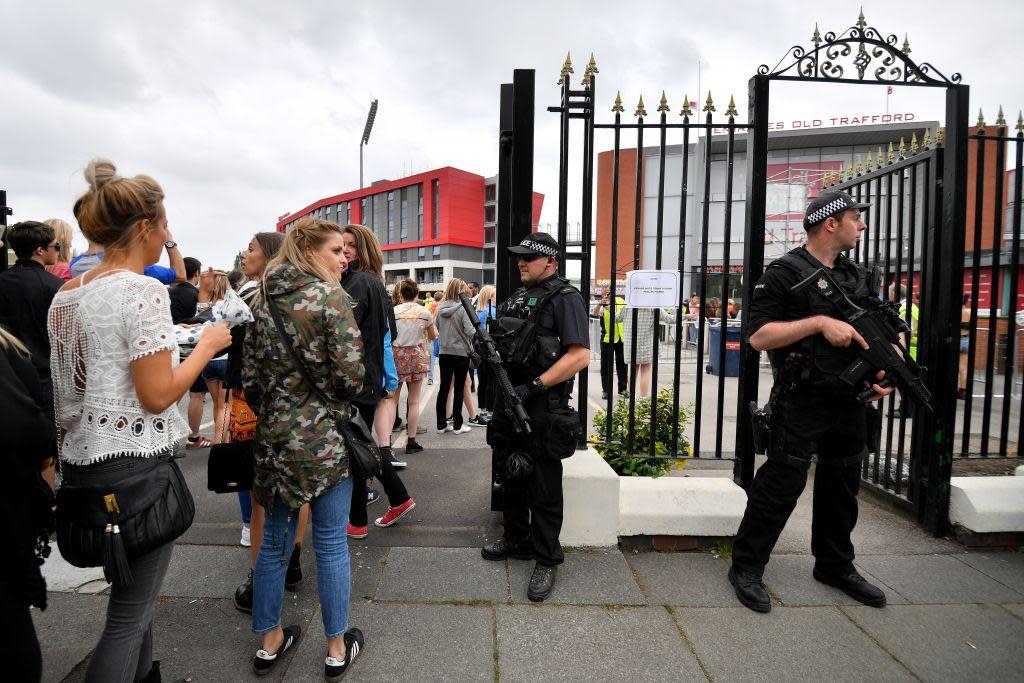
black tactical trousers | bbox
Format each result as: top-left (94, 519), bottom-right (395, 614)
top-left (732, 393), bottom-right (867, 579)
top-left (490, 394), bottom-right (566, 567)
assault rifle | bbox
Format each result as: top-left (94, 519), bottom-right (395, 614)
top-left (458, 294), bottom-right (531, 434)
top-left (791, 268), bottom-right (935, 414)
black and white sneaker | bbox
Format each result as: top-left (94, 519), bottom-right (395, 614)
top-left (367, 489), bottom-right (381, 505)
top-left (381, 446), bottom-right (407, 470)
top-left (252, 624), bottom-right (301, 676)
top-left (324, 627), bottom-right (364, 681)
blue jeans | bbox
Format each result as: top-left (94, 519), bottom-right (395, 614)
top-left (253, 478), bottom-right (354, 638)
top-left (238, 491), bottom-right (252, 525)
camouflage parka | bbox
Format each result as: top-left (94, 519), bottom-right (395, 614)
top-left (242, 263), bottom-right (364, 510)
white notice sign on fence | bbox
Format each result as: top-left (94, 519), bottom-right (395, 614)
top-left (624, 270), bottom-right (680, 308)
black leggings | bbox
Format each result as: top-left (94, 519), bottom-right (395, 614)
top-left (436, 354), bottom-right (470, 429)
top-left (349, 401), bottom-right (410, 527)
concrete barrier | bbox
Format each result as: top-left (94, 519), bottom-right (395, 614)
top-left (559, 447), bottom-right (620, 547)
top-left (618, 476), bottom-right (747, 537)
top-left (949, 476), bottom-right (1024, 533)
top-left (1016, 464), bottom-right (1023, 476)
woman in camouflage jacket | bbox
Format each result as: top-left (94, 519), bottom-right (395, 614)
top-left (242, 218), bottom-right (367, 678)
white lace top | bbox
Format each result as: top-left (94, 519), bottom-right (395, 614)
top-left (48, 271), bottom-right (190, 464)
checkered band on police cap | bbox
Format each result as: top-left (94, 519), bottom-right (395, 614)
top-left (803, 190), bottom-right (871, 229)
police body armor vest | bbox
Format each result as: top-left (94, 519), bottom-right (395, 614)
top-left (769, 248), bottom-right (869, 394)
top-left (492, 275), bottom-right (581, 386)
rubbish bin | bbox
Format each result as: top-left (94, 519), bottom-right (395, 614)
top-left (706, 321), bottom-right (743, 377)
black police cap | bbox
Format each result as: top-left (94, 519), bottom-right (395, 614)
top-left (803, 190), bottom-right (871, 230)
top-left (506, 232), bottom-right (560, 258)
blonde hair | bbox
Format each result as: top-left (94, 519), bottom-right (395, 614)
top-left (342, 224), bottom-right (383, 280)
top-left (43, 218), bottom-right (74, 262)
top-left (0, 326), bottom-right (28, 355)
top-left (73, 159), bottom-right (164, 251)
top-left (476, 285), bottom-right (496, 311)
top-left (210, 272), bottom-right (231, 303)
top-left (443, 278), bottom-right (467, 302)
top-left (267, 217), bottom-right (344, 285)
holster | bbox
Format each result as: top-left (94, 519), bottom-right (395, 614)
top-left (864, 404), bottom-right (881, 454)
top-left (767, 425), bottom-right (815, 472)
top-left (749, 401), bottom-right (771, 455)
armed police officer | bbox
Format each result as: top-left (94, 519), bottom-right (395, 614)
top-left (480, 233), bottom-right (590, 602)
top-left (729, 190), bottom-right (894, 613)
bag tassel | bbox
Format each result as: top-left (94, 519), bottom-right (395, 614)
top-left (102, 494), bottom-right (133, 587)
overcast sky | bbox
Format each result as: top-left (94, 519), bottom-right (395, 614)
top-left (2, 1), bottom-right (1021, 268)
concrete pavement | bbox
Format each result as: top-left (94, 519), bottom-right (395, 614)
top-left (34, 373), bottom-right (1024, 681)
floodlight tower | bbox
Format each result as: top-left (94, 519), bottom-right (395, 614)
top-left (359, 99), bottom-right (379, 189)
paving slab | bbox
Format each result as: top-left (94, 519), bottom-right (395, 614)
top-left (159, 544), bottom-right (253, 598)
top-left (34, 592), bottom-right (109, 683)
top-left (350, 546), bottom-right (389, 600)
top-left (375, 546), bottom-right (509, 602)
top-left (763, 554), bottom-right (908, 606)
top-left (955, 552), bottom-right (1024, 595)
top-left (854, 554), bottom-right (1024, 604)
top-left (283, 600), bottom-right (494, 682)
top-left (843, 603), bottom-right (1024, 681)
top-left (1003, 603), bottom-right (1024, 620)
top-left (40, 549), bottom-right (109, 594)
top-left (496, 605), bottom-right (705, 682)
top-left (507, 549), bottom-right (646, 605)
top-left (675, 605), bottom-right (912, 681)
top-left (625, 551), bottom-right (736, 606)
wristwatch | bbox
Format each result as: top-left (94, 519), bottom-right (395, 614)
top-left (529, 376), bottom-right (546, 394)
top-left (164, 240), bottom-right (177, 250)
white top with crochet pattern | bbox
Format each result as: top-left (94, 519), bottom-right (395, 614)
top-left (48, 271), bottom-right (190, 464)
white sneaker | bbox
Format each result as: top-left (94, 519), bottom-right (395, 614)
top-left (452, 425), bottom-right (472, 435)
top-left (240, 524), bottom-right (251, 547)
top-left (436, 424), bottom-right (453, 434)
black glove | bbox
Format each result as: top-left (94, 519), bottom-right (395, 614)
top-left (513, 384), bottom-right (532, 403)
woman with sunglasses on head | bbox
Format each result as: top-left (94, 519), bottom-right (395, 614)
top-left (340, 224), bottom-right (416, 538)
top-left (242, 217), bottom-right (366, 679)
top-left (48, 159), bottom-right (232, 682)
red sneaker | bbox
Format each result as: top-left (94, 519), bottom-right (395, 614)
top-left (374, 498), bottom-right (416, 528)
top-left (347, 524), bottom-right (368, 539)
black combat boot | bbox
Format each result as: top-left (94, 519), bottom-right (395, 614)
top-left (234, 570), bottom-right (253, 614)
top-left (527, 564), bottom-right (557, 602)
top-left (481, 538), bottom-right (534, 561)
top-left (728, 566), bottom-right (771, 613)
top-left (286, 544), bottom-right (303, 590)
top-left (813, 566), bottom-right (887, 607)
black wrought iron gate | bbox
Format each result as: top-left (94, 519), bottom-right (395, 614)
top-left (499, 11), bottom-right (1020, 536)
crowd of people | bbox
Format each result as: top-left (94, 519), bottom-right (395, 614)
top-left (0, 158), bottom-right (501, 682)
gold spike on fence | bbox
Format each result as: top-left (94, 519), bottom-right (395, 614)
top-left (922, 129), bottom-right (931, 148)
top-left (996, 106), bottom-right (1006, 128)
top-left (846, 164), bottom-right (855, 181)
top-left (703, 91), bottom-right (716, 113)
top-left (680, 94), bottom-right (693, 117)
top-left (558, 52), bottom-right (573, 85)
top-left (1018, 111), bottom-right (1024, 134)
top-left (878, 146), bottom-right (884, 163)
top-left (635, 95), bottom-right (647, 118)
top-left (898, 137), bottom-right (906, 159)
top-left (866, 150), bottom-right (875, 170)
top-left (977, 108), bottom-right (986, 131)
top-left (612, 91), bottom-right (624, 113)
top-left (902, 34), bottom-right (911, 55)
top-left (937, 127), bottom-right (945, 145)
top-left (812, 23), bottom-right (822, 45)
top-left (857, 8), bottom-right (867, 29)
top-left (856, 156), bottom-right (864, 175)
top-left (910, 132), bottom-right (919, 154)
top-left (726, 95), bottom-right (738, 117)
top-left (582, 53), bottom-right (598, 87)
top-left (658, 91), bottom-right (669, 113)
top-left (887, 142), bottom-right (895, 163)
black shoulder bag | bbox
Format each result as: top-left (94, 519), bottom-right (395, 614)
top-left (263, 286), bottom-right (383, 481)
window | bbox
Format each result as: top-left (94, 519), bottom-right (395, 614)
top-left (484, 205), bottom-right (496, 223)
top-left (374, 193), bottom-right (387, 244)
top-left (418, 247), bottom-right (425, 261)
top-left (484, 248), bottom-right (495, 264)
top-left (401, 188), bottom-right (410, 241)
top-left (400, 249), bottom-right (408, 263)
top-left (417, 192), bottom-right (424, 241)
top-left (431, 180), bottom-right (439, 239)
top-left (484, 225), bottom-right (495, 243)
top-left (416, 267), bottom-right (443, 284)
top-left (387, 191), bottom-right (396, 245)
top-left (360, 198), bottom-right (368, 227)
top-left (432, 245), bottom-right (441, 257)
top-left (485, 184), bottom-right (496, 202)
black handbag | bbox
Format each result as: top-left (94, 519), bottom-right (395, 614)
top-left (207, 439), bottom-right (255, 493)
top-left (264, 286), bottom-right (383, 481)
top-left (55, 454), bottom-right (195, 587)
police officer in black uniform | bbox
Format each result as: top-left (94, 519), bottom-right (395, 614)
top-left (728, 191), bottom-right (894, 613)
top-left (480, 233), bottom-right (591, 602)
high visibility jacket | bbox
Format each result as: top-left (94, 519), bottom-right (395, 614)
top-left (602, 296), bottom-right (625, 344)
top-left (899, 300), bottom-right (919, 361)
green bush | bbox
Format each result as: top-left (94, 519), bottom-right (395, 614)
top-left (591, 388), bottom-right (693, 478)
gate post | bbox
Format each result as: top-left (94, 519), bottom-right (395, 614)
top-left (920, 84), bottom-right (970, 535)
top-left (735, 75), bottom-right (770, 489)
top-left (496, 69), bottom-right (536, 303)
top-left (0, 190), bottom-right (11, 272)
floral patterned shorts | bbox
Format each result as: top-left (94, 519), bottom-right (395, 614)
top-left (394, 344), bottom-right (430, 383)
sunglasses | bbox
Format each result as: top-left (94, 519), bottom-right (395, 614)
top-left (46, 242), bottom-right (62, 251)
top-left (518, 252), bottom-right (547, 263)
